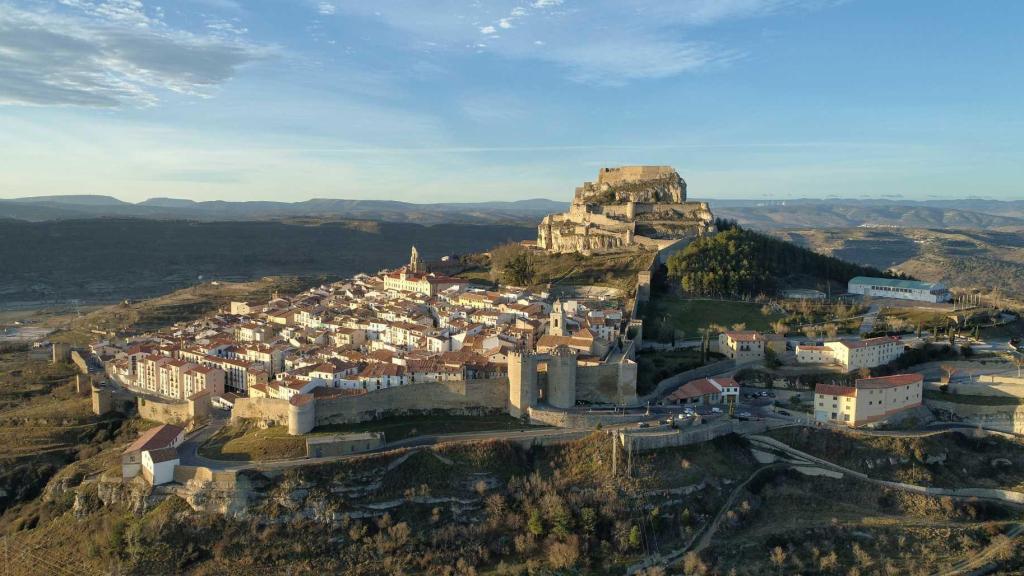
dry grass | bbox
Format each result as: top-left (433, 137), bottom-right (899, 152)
top-left (199, 421), bottom-right (307, 461)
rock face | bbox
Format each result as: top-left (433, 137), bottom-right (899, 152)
top-left (537, 166), bottom-right (715, 255)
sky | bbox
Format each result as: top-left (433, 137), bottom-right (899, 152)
top-left (0, 0), bottom-right (1021, 203)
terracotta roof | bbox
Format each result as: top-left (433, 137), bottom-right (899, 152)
top-left (146, 446), bottom-right (179, 464)
top-left (669, 378), bottom-right (722, 401)
top-left (855, 373), bottom-right (923, 389)
top-left (123, 423), bottom-right (183, 454)
top-left (815, 383), bottom-right (856, 397)
top-left (709, 376), bottom-right (738, 388)
top-left (835, 336), bottom-right (900, 349)
top-left (724, 331), bottom-right (762, 342)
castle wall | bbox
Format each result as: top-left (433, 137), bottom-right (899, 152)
top-left (576, 362), bottom-right (634, 404)
top-left (314, 378), bottom-right (508, 426)
top-left (138, 396), bottom-right (192, 425)
top-left (546, 350), bottom-right (577, 409)
top-left (232, 396), bottom-right (292, 425)
top-left (70, 350), bottom-right (90, 374)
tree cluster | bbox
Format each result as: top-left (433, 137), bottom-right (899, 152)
top-left (666, 224), bottom-right (896, 298)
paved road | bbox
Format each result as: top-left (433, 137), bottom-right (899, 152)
top-left (859, 303), bottom-right (881, 335)
top-left (178, 421), bottom-right (592, 472)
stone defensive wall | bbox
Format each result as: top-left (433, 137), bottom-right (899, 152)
top-left (70, 350), bottom-right (90, 374)
top-left (137, 393), bottom-right (210, 426)
top-left (232, 396), bottom-right (292, 426)
top-left (575, 361), bottom-right (638, 406)
top-left (233, 378), bottom-right (509, 433)
top-left (598, 165), bottom-right (676, 185)
top-left (314, 378), bottom-right (507, 427)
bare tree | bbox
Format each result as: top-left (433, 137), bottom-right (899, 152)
top-left (770, 546), bottom-right (787, 576)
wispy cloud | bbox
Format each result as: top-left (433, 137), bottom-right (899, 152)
top-left (0, 1), bottom-right (271, 107)
top-left (317, 2), bottom-right (336, 16)
top-left (334, 0), bottom-right (839, 85)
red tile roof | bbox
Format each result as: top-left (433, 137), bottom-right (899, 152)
top-left (855, 373), bottom-right (923, 389)
top-left (815, 383), bottom-right (856, 397)
top-left (668, 378), bottom-right (722, 401)
top-left (146, 446), bottom-right (179, 464)
top-left (123, 423), bottom-right (183, 454)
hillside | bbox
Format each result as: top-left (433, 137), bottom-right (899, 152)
top-left (666, 223), bottom-right (893, 298)
top-left (710, 198), bottom-right (1024, 230)
top-left (774, 227), bottom-right (1024, 300)
top-left (0, 219), bottom-right (534, 305)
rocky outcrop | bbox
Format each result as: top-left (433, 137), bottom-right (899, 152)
top-left (537, 166), bottom-right (715, 255)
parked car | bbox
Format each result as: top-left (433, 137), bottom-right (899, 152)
top-left (778, 410), bottom-right (791, 416)
top-left (638, 422), bottom-right (650, 428)
top-left (738, 411), bottom-right (752, 418)
top-left (711, 407), bottom-right (722, 414)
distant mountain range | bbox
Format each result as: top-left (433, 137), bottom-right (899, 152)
top-left (3, 194), bottom-right (1024, 230)
top-left (711, 200), bottom-right (1024, 231)
top-left (0, 195), bottom-right (568, 225)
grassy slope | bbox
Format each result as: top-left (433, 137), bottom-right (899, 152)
top-left (702, 471), bottom-right (1018, 576)
top-left (768, 427), bottom-right (1024, 491)
top-left (641, 295), bottom-right (781, 340)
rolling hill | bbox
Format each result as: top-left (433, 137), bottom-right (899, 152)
top-left (773, 227), bottom-right (1024, 300)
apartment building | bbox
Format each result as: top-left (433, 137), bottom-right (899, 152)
top-left (814, 373), bottom-right (923, 426)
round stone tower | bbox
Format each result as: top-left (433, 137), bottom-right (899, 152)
top-left (288, 395), bottom-right (315, 435)
top-left (546, 345), bottom-right (577, 410)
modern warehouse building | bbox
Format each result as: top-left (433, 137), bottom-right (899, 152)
top-left (847, 276), bottom-right (951, 303)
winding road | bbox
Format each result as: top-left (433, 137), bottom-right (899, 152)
top-left (177, 415), bottom-right (591, 472)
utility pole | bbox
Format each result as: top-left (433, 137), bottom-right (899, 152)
top-left (627, 440), bottom-right (634, 479)
top-left (611, 432), bottom-right (618, 476)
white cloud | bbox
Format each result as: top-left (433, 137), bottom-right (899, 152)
top-left (0, 2), bottom-right (270, 107)
top-left (317, 2), bottom-right (336, 15)
top-left (333, 0), bottom-right (840, 85)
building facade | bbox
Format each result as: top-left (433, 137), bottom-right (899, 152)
top-left (848, 276), bottom-right (951, 303)
top-left (814, 373), bottom-right (923, 426)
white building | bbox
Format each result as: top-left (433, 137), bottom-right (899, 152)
top-left (814, 373), bottom-right (923, 427)
top-left (848, 276), bottom-right (951, 303)
top-left (797, 336), bottom-right (904, 372)
top-left (142, 447), bottom-right (180, 485)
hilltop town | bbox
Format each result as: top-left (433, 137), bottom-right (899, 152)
top-left (3, 167), bottom-right (1024, 575)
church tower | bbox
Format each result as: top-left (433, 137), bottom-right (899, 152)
top-left (549, 299), bottom-right (567, 337)
top-left (409, 245), bottom-right (424, 274)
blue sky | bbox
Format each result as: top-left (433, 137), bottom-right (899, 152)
top-left (0, 0), bottom-right (1021, 203)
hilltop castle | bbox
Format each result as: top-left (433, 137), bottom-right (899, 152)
top-left (537, 166), bottom-right (716, 255)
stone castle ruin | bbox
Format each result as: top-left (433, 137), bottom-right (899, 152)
top-left (537, 166), bottom-right (716, 255)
